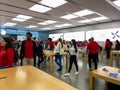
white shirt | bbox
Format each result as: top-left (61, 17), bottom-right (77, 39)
top-left (54, 42), bottom-right (64, 55)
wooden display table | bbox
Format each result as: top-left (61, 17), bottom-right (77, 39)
top-left (89, 66), bottom-right (120, 90)
top-left (110, 50), bottom-right (120, 66)
top-left (0, 66), bottom-right (77, 90)
top-left (43, 50), bottom-right (69, 72)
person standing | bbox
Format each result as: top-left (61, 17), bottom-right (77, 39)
top-left (105, 39), bottom-right (112, 59)
top-left (37, 41), bottom-right (44, 67)
top-left (64, 39), bottom-right (79, 76)
top-left (87, 37), bottom-right (99, 70)
top-left (12, 37), bottom-right (20, 65)
top-left (20, 32), bottom-right (37, 66)
top-left (115, 40), bottom-right (120, 50)
top-left (54, 38), bottom-right (64, 71)
top-left (48, 38), bottom-right (54, 50)
top-left (0, 37), bottom-right (14, 69)
top-left (33, 37), bottom-right (38, 47)
top-left (43, 40), bottom-right (48, 50)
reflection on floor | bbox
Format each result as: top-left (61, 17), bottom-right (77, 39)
top-left (38, 55), bottom-right (118, 90)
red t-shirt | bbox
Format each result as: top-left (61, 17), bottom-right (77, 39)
top-left (87, 41), bottom-right (99, 54)
top-left (105, 41), bottom-right (111, 48)
top-left (24, 40), bottom-right (34, 58)
top-left (0, 48), bottom-right (14, 68)
top-left (0, 43), bottom-right (3, 51)
top-left (48, 41), bottom-right (54, 49)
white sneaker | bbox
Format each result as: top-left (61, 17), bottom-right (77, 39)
top-left (75, 72), bottom-right (79, 75)
top-left (64, 73), bottom-right (70, 77)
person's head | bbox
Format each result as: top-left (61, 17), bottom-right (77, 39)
top-left (71, 39), bottom-right (76, 45)
top-left (26, 32), bottom-right (32, 40)
top-left (58, 38), bottom-right (63, 48)
top-left (58, 38), bottom-right (62, 42)
top-left (12, 37), bottom-right (17, 42)
top-left (1, 37), bottom-right (13, 49)
top-left (33, 37), bottom-right (36, 40)
top-left (43, 40), bottom-right (47, 44)
top-left (39, 41), bottom-right (43, 45)
top-left (48, 38), bottom-right (52, 42)
top-left (90, 37), bottom-right (94, 41)
top-left (116, 40), bottom-right (119, 44)
top-left (106, 39), bottom-right (109, 42)
top-left (63, 40), bottom-right (66, 44)
top-left (71, 39), bottom-right (77, 52)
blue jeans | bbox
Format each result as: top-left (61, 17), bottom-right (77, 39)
top-left (55, 55), bottom-right (62, 69)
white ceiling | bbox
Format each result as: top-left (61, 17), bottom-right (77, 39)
top-left (0, 0), bottom-right (120, 31)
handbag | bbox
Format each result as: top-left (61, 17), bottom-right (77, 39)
top-left (55, 52), bottom-right (60, 57)
top-left (55, 44), bottom-right (60, 57)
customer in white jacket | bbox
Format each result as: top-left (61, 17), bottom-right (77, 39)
top-left (54, 38), bottom-right (64, 71)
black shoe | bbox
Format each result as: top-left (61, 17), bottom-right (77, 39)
top-left (57, 68), bottom-right (62, 71)
top-left (89, 68), bottom-right (92, 71)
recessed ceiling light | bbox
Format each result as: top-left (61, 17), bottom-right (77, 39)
top-left (78, 19), bottom-right (93, 23)
top-left (38, 20), bottom-right (57, 25)
top-left (113, 0), bottom-right (120, 7)
top-left (74, 9), bottom-right (94, 17)
top-left (3, 22), bottom-right (17, 26)
top-left (39, 0), bottom-right (67, 8)
top-left (41, 28), bottom-right (51, 30)
top-left (29, 4), bottom-right (52, 13)
top-left (54, 23), bottom-right (72, 28)
top-left (91, 16), bottom-right (108, 21)
top-left (16, 14), bottom-right (32, 19)
top-left (38, 22), bottom-right (49, 25)
top-left (12, 18), bottom-right (26, 22)
top-left (60, 14), bottom-right (78, 20)
top-left (45, 20), bottom-right (57, 24)
top-left (25, 25), bottom-right (38, 28)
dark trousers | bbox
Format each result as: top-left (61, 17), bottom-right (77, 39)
top-left (68, 55), bottom-right (78, 73)
top-left (38, 54), bottom-right (44, 67)
top-left (106, 48), bottom-right (111, 58)
top-left (88, 54), bottom-right (98, 69)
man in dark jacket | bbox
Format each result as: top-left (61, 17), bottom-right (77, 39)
top-left (20, 32), bottom-right (37, 66)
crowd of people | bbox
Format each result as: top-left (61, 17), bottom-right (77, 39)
top-left (0, 32), bottom-right (120, 77)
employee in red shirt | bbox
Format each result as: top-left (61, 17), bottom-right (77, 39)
top-left (48, 38), bottom-right (54, 50)
top-left (20, 32), bottom-right (37, 66)
top-left (105, 39), bottom-right (112, 58)
top-left (87, 37), bottom-right (99, 71)
top-left (0, 37), bottom-right (14, 69)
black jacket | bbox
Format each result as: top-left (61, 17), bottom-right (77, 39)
top-left (20, 40), bottom-right (37, 65)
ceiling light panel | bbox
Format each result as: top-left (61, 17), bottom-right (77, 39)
top-left (12, 18), bottom-right (26, 22)
top-left (60, 14), bottom-right (78, 20)
top-left (3, 22), bottom-right (17, 26)
top-left (91, 16), bottom-right (109, 21)
top-left (16, 14), bottom-right (32, 19)
top-left (29, 4), bottom-right (52, 13)
top-left (78, 19), bottom-right (93, 23)
top-left (39, 0), bottom-right (68, 8)
top-left (38, 20), bottom-right (57, 25)
top-left (74, 9), bottom-right (95, 17)
top-left (25, 25), bottom-right (38, 28)
top-left (113, 0), bottom-right (120, 7)
top-left (41, 28), bottom-right (51, 30)
top-left (45, 20), bottom-right (57, 24)
top-left (54, 23), bottom-right (72, 28)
